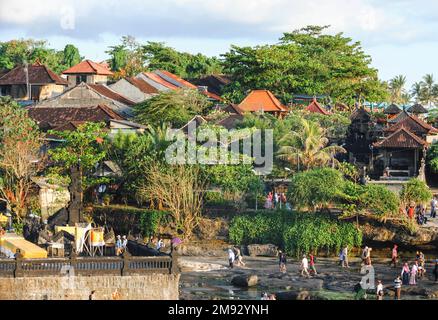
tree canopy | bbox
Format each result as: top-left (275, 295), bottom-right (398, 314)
top-left (222, 25), bottom-right (388, 105)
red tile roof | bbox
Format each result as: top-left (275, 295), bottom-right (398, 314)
top-left (305, 98), bottom-right (330, 115)
top-left (374, 127), bottom-right (428, 149)
top-left (238, 90), bottom-right (288, 113)
top-left (385, 113), bottom-right (438, 135)
top-left (62, 60), bottom-right (113, 76)
top-left (126, 77), bottom-right (159, 94)
top-left (141, 70), bottom-right (222, 101)
top-left (88, 84), bottom-right (136, 106)
top-left (0, 62), bottom-right (67, 85)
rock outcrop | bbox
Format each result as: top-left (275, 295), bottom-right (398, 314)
top-left (247, 244), bottom-right (278, 257)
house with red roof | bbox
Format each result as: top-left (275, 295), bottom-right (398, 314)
top-left (0, 62), bottom-right (67, 101)
top-left (135, 70), bottom-right (222, 102)
top-left (62, 60), bottom-right (113, 87)
top-left (237, 90), bottom-right (288, 117)
top-left (305, 98), bottom-right (330, 115)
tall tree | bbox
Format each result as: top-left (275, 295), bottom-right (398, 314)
top-left (62, 44), bottom-right (81, 68)
top-left (222, 25), bottom-right (388, 105)
top-left (0, 97), bottom-right (45, 219)
top-left (420, 74), bottom-right (438, 107)
top-left (388, 75), bottom-right (407, 104)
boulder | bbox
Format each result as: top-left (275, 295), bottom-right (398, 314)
top-left (276, 290), bottom-right (311, 300)
top-left (231, 275), bottom-right (258, 287)
top-left (247, 244), bottom-right (278, 257)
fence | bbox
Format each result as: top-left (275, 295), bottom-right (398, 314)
top-left (0, 254), bottom-right (177, 278)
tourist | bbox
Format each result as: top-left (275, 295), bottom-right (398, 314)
top-left (268, 294), bottom-right (276, 300)
top-left (376, 280), bottom-right (384, 300)
top-left (278, 250), bottom-right (287, 273)
top-left (361, 246), bottom-right (368, 265)
top-left (431, 196), bottom-right (437, 218)
top-left (408, 204), bottom-right (415, 220)
top-left (234, 246), bottom-right (245, 267)
top-left (339, 248), bottom-right (344, 266)
top-left (391, 244), bottom-right (398, 268)
top-left (342, 245), bottom-right (349, 268)
top-left (409, 262), bottom-right (418, 285)
top-left (401, 263), bottom-right (410, 285)
top-left (261, 292), bottom-right (268, 300)
top-left (433, 260), bottom-right (438, 282)
top-left (264, 192), bottom-right (273, 210)
top-left (309, 253), bottom-right (317, 275)
top-left (122, 235), bottom-right (128, 252)
top-left (156, 238), bottom-right (164, 251)
top-left (394, 276), bottom-right (402, 300)
top-left (365, 247), bottom-right (372, 266)
top-left (115, 235), bottom-right (123, 256)
top-left (228, 248), bottom-right (235, 268)
top-left (418, 252), bottom-right (425, 279)
top-left (274, 192), bottom-right (280, 208)
top-left (301, 254), bottom-right (310, 278)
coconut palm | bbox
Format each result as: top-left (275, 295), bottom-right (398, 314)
top-left (411, 82), bottom-right (424, 103)
top-left (276, 118), bottom-right (346, 170)
top-left (420, 74), bottom-right (438, 107)
top-left (388, 75), bottom-right (407, 104)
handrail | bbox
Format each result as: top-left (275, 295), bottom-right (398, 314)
top-left (0, 254), bottom-right (177, 278)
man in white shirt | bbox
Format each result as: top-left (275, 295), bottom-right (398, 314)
top-left (228, 248), bottom-right (235, 268)
top-left (301, 255), bottom-right (310, 277)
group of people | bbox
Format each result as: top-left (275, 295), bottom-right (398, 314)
top-left (228, 247), bottom-right (245, 268)
top-left (405, 196), bottom-right (438, 225)
top-left (264, 192), bottom-right (290, 210)
top-left (148, 236), bottom-right (165, 251)
top-left (400, 251), bottom-right (426, 286)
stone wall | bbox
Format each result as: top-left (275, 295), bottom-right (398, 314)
top-left (0, 273), bottom-right (180, 300)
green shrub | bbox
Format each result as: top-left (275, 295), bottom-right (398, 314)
top-left (400, 178), bottom-right (432, 205)
top-left (92, 205), bottom-right (169, 236)
top-left (359, 184), bottom-right (399, 217)
top-left (229, 210), bottom-right (362, 257)
top-left (288, 168), bottom-right (344, 209)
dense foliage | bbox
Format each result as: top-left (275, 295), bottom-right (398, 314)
top-left (229, 210), bottom-right (362, 257)
top-left (134, 89), bottom-right (211, 127)
top-left (400, 178), bottom-right (432, 206)
top-left (222, 25), bottom-right (388, 105)
top-left (0, 39), bottom-right (82, 73)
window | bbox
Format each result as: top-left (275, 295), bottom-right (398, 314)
top-left (76, 74), bottom-right (87, 85)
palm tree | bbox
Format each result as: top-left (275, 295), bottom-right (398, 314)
top-left (420, 74), bottom-right (437, 107)
top-left (410, 82), bottom-right (424, 103)
top-left (276, 118), bottom-right (346, 170)
top-left (388, 75), bottom-right (407, 104)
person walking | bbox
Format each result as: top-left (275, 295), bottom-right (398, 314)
top-left (394, 276), bottom-right (402, 300)
top-left (309, 254), bottom-right (317, 275)
top-left (156, 238), bottom-right (164, 251)
top-left (376, 280), bottom-right (384, 300)
top-left (361, 246), bottom-right (368, 265)
top-left (301, 254), bottom-right (310, 278)
top-left (431, 197), bottom-right (437, 218)
top-left (418, 252), bottom-right (425, 279)
top-left (365, 247), bottom-right (372, 266)
top-left (122, 235), bottom-right (128, 252)
top-left (409, 262), bottom-right (418, 285)
top-left (401, 263), bottom-right (410, 285)
top-left (228, 248), bottom-right (235, 269)
top-left (278, 251), bottom-right (287, 273)
top-left (342, 246), bottom-right (349, 268)
top-left (391, 244), bottom-right (398, 268)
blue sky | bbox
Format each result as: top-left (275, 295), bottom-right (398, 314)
top-left (1, 0), bottom-right (438, 87)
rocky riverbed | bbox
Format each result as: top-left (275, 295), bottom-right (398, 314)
top-left (179, 255), bottom-right (438, 300)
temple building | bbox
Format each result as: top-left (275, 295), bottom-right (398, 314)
top-left (237, 90), bottom-right (288, 117)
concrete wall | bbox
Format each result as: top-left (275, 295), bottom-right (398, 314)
top-left (39, 184), bottom-right (70, 220)
top-left (0, 273), bottom-right (180, 300)
top-left (110, 79), bottom-right (151, 103)
top-left (39, 84), bottom-right (65, 100)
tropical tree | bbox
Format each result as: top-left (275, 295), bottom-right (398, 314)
top-left (0, 97), bottom-right (45, 218)
top-left (420, 74), bottom-right (438, 107)
top-left (388, 75), bottom-right (407, 104)
top-left (276, 118), bottom-right (346, 171)
top-left (222, 25), bottom-right (388, 104)
top-left (62, 44), bottom-right (82, 68)
top-left (134, 89), bottom-right (211, 127)
top-left (411, 82), bottom-right (424, 103)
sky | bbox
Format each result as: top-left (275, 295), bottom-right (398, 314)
top-left (1, 0), bottom-right (438, 87)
